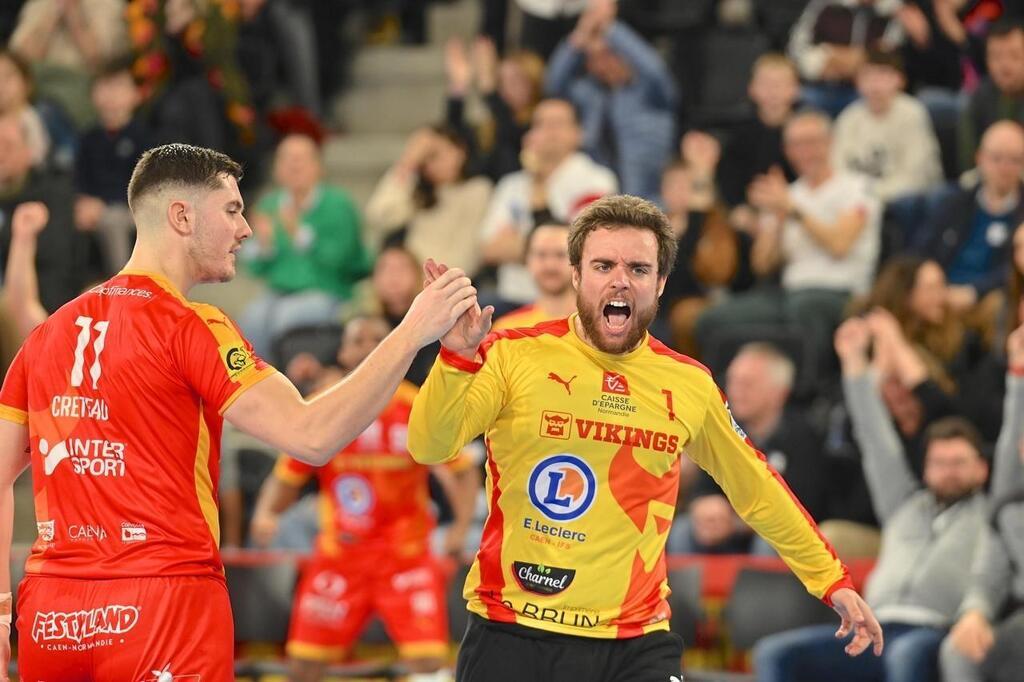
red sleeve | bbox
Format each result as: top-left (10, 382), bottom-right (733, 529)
top-left (171, 304), bottom-right (276, 414)
top-left (0, 347), bottom-right (29, 425)
top-left (272, 454), bottom-right (315, 486)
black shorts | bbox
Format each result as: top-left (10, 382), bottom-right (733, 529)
top-left (455, 614), bottom-right (685, 682)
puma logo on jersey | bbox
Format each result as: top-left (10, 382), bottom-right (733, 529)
top-left (547, 372), bottom-right (577, 395)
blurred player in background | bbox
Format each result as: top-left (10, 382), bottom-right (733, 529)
top-left (409, 195), bottom-right (883, 681)
top-left (492, 220), bottom-right (575, 331)
top-left (251, 314), bottom-right (481, 682)
top-left (0, 143), bottom-right (477, 681)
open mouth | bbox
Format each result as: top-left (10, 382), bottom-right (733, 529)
top-left (602, 300), bottom-right (632, 331)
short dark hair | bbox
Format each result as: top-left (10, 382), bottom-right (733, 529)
top-left (536, 97), bottom-right (581, 124)
top-left (863, 48), bottom-right (904, 73)
top-left (988, 18), bottom-right (1024, 43)
top-left (526, 219), bottom-right (569, 252)
top-left (95, 54), bottom-right (136, 84)
top-left (127, 144), bottom-right (243, 212)
top-left (568, 195), bottom-right (677, 277)
top-left (924, 417), bottom-right (986, 460)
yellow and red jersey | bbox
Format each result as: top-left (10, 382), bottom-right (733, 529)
top-left (273, 381), bottom-right (474, 561)
top-left (408, 314), bottom-right (851, 639)
top-left (0, 271), bottom-right (275, 580)
top-left (492, 304), bottom-right (552, 332)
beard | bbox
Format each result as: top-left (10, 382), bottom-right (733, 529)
top-left (576, 290), bottom-right (658, 354)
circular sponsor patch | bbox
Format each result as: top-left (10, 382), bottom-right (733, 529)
top-left (333, 475), bottom-right (374, 516)
top-left (528, 454), bottom-right (597, 522)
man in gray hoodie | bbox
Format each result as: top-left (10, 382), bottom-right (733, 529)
top-left (754, 315), bottom-right (990, 682)
top-left (939, 325), bottom-right (1024, 682)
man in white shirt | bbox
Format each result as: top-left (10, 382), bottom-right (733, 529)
top-left (832, 49), bottom-right (943, 202)
top-left (696, 110), bottom-right (881, 382)
top-left (479, 98), bottom-right (617, 305)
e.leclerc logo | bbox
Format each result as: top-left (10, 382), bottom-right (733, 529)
top-left (528, 454), bottom-right (597, 521)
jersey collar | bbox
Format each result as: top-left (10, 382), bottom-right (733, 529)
top-left (564, 312), bottom-right (649, 364)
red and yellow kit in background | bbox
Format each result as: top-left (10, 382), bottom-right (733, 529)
top-left (273, 381), bottom-right (475, 662)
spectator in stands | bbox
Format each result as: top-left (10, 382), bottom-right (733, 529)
top-left (832, 50), bottom-right (943, 202)
top-left (787, 0), bottom-right (905, 117)
top-left (492, 220), bottom-right (574, 330)
top-left (695, 110), bottom-right (881, 377)
top-left (897, 0), bottom-right (970, 94)
top-left (353, 244), bottom-right (438, 386)
top-left (366, 125), bottom-right (492, 276)
top-left (445, 36), bottom-right (544, 181)
top-left (939, 324), bottom-right (1024, 682)
top-left (717, 54), bottom-right (800, 217)
top-left (850, 256), bottom-right (1003, 445)
top-left (916, 120), bottom-right (1024, 316)
top-left (127, 0), bottom-right (256, 156)
top-left (237, 0), bottom-right (323, 121)
top-left (994, 221), bottom-right (1024, 351)
top-left (958, 19), bottom-right (1024, 170)
top-left (0, 50), bottom-right (50, 168)
top-left (240, 133), bottom-right (371, 364)
top-left (9, 0), bottom-right (128, 127)
top-left (0, 115), bottom-right (92, 313)
top-left (670, 343), bottom-right (825, 555)
top-left (660, 139), bottom-right (754, 357)
top-left (545, 0), bottom-right (676, 201)
top-left (74, 57), bottom-right (153, 275)
top-left (514, 0), bottom-right (588, 59)
top-left (755, 316), bottom-right (991, 682)
top-left (479, 97), bottom-right (617, 307)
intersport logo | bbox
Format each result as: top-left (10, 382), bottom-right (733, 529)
top-left (32, 605), bottom-right (140, 643)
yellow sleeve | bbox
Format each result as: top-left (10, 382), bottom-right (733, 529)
top-left (408, 345), bottom-right (507, 465)
top-left (686, 381), bottom-right (852, 604)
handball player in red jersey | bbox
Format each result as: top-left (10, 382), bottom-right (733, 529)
top-left (0, 143), bottom-right (479, 681)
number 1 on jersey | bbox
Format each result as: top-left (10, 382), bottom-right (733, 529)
top-left (661, 389), bottom-right (676, 422)
top-left (71, 316), bottom-right (109, 389)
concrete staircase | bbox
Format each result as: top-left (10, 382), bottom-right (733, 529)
top-left (194, 0), bottom-right (480, 318)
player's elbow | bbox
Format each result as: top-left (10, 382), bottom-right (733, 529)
top-left (407, 435), bottom-right (453, 465)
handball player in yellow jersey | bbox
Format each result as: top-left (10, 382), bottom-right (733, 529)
top-left (408, 195), bottom-right (883, 681)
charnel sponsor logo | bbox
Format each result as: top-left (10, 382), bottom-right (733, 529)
top-left (513, 562), bottom-right (576, 596)
top-left (32, 605), bottom-right (139, 645)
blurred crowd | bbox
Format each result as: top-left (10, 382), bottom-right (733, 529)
top-left (5, 0), bottom-right (1024, 679)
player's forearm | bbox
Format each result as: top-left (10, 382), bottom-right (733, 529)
top-left (295, 329), bottom-right (420, 463)
top-left (450, 467), bottom-right (482, 532)
top-left (252, 476), bottom-right (301, 520)
top-left (3, 235), bottom-right (47, 340)
top-left (0, 489), bottom-right (12, 594)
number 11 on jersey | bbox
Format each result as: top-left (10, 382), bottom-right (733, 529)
top-left (71, 316), bottom-right (109, 389)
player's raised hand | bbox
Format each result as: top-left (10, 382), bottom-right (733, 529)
top-left (399, 262), bottom-right (479, 349)
top-left (424, 258), bottom-right (493, 358)
top-left (831, 588), bottom-right (884, 657)
top-left (11, 201), bottom-right (49, 240)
